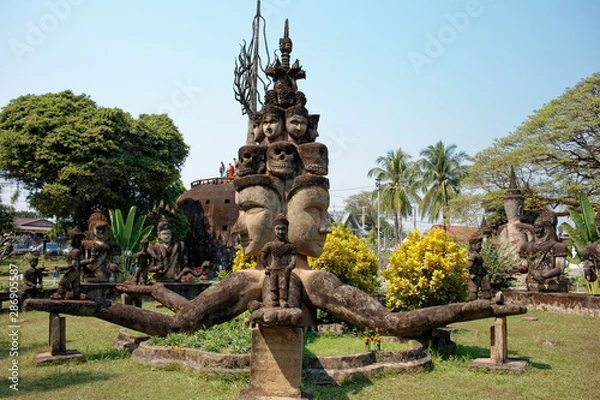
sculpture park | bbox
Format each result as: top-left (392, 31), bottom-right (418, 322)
top-left (1, 2), bottom-right (599, 399)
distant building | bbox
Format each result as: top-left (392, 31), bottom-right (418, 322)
top-left (13, 218), bottom-right (54, 234)
top-left (329, 212), bottom-right (368, 238)
top-left (429, 224), bottom-right (478, 243)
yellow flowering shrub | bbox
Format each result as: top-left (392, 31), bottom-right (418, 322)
top-left (231, 245), bottom-right (257, 271)
top-left (383, 228), bottom-right (468, 311)
top-left (309, 224), bottom-right (379, 293)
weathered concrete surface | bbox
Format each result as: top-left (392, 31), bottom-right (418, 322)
top-left (131, 337), bottom-right (430, 385)
top-left (504, 291), bottom-right (600, 318)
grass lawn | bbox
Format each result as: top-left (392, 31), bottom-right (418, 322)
top-left (1, 301), bottom-right (599, 400)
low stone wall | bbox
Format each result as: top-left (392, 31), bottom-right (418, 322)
top-left (504, 291), bottom-right (600, 319)
top-left (130, 338), bottom-right (431, 384)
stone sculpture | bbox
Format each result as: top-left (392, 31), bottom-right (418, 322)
top-left (496, 168), bottom-right (534, 259)
top-left (467, 234), bottom-right (491, 301)
top-left (25, 18), bottom-right (526, 344)
top-left (517, 211), bottom-right (568, 292)
top-left (581, 209), bottom-right (600, 283)
top-left (133, 238), bottom-right (152, 285)
top-left (22, 256), bottom-right (44, 302)
top-left (147, 202), bottom-right (188, 282)
top-left (81, 211), bottom-right (122, 282)
top-left (260, 215), bottom-right (296, 308)
top-left (51, 229), bottom-right (86, 299)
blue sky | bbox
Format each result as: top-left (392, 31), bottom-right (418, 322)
top-left (1, 0), bottom-right (599, 222)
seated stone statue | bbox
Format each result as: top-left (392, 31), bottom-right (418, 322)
top-left (22, 256), bottom-right (44, 302)
top-left (81, 211), bottom-right (122, 282)
top-left (148, 218), bottom-right (187, 281)
top-left (518, 212), bottom-right (567, 292)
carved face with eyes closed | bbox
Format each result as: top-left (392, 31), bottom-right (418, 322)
top-left (287, 183), bottom-right (331, 258)
top-left (232, 183), bottom-right (282, 257)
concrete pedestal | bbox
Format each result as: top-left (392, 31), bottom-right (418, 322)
top-left (238, 325), bottom-right (310, 400)
top-left (36, 313), bottom-right (83, 364)
top-left (469, 317), bottom-right (527, 373)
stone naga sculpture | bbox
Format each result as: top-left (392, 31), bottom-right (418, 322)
top-left (25, 20), bottom-right (526, 337)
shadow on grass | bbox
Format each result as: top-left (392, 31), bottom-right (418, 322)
top-left (528, 361), bottom-right (552, 370)
top-left (307, 373), bottom-right (375, 400)
top-left (18, 371), bottom-right (118, 393)
top-left (84, 348), bottom-right (129, 361)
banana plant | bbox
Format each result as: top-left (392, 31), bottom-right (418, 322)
top-left (109, 206), bottom-right (154, 280)
top-left (561, 194), bottom-right (598, 264)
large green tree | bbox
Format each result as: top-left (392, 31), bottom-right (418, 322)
top-left (0, 91), bottom-right (189, 229)
top-left (368, 148), bottom-right (418, 246)
top-left (469, 72), bottom-right (600, 212)
top-left (417, 141), bottom-right (468, 228)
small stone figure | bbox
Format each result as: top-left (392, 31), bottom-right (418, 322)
top-left (260, 215), bottom-right (296, 308)
top-left (22, 256), bottom-right (44, 302)
top-left (467, 234), bottom-right (491, 301)
top-left (149, 218), bottom-right (188, 281)
top-left (518, 212), bottom-right (567, 292)
top-left (581, 209), bottom-right (600, 283)
top-left (52, 229), bottom-right (86, 300)
top-left (133, 238), bottom-right (152, 285)
top-left (81, 211), bottom-right (122, 282)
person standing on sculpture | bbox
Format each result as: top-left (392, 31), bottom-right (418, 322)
top-left (219, 161), bottom-right (226, 178)
top-left (467, 234), bottom-right (491, 301)
top-left (260, 215), bottom-right (296, 308)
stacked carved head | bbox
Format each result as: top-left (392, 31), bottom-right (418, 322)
top-left (233, 21), bottom-right (331, 259)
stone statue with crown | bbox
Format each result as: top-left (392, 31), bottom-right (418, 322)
top-left (80, 209), bottom-right (122, 283)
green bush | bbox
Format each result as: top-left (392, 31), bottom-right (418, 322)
top-left (383, 228), bottom-right (468, 311)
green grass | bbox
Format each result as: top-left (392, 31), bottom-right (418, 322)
top-left (1, 301), bottom-right (599, 399)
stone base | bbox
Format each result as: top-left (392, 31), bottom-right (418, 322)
top-left (36, 350), bottom-right (84, 365)
top-left (239, 325), bottom-right (305, 399)
top-left (526, 279), bottom-right (569, 293)
top-left (468, 357), bottom-right (528, 374)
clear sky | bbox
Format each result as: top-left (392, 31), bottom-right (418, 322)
top-left (1, 0), bottom-right (599, 223)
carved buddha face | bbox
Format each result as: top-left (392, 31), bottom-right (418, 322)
top-left (286, 113), bottom-right (308, 141)
top-left (262, 113), bottom-right (283, 142)
top-left (158, 228), bottom-right (172, 245)
top-left (287, 185), bottom-right (331, 257)
top-left (233, 185), bottom-right (282, 256)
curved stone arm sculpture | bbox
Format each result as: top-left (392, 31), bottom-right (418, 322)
top-left (25, 267), bottom-right (526, 338)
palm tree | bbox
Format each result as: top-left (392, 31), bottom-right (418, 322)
top-left (417, 141), bottom-right (468, 229)
top-left (367, 148), bottom-right (418, 247)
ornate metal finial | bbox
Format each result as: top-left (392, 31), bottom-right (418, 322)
top-left (280, 19), bottom-right (292, 69)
